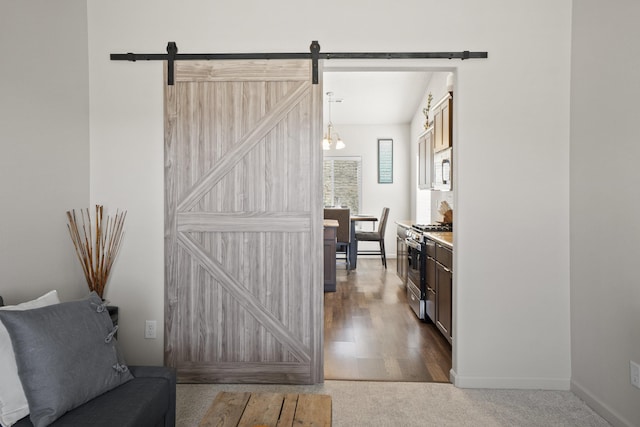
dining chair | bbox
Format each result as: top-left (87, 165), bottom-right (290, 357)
top-left (323, 208), bottom-right (351, 269)
top-left (355, 207), bottom-right (390, 268)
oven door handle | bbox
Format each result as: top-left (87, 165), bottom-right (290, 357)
top-left (406, 239), bottom-right (422, 251)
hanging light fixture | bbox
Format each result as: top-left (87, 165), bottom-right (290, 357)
top-left (323, 92), bottom-right (346, 150)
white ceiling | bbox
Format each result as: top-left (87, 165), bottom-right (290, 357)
top-left (322, 71), bottom-right (432, 126)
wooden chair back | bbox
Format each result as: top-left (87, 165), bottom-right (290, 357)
top-left (377, 207), bottom-right (390, 237)
top-left (324, 208), bottom-right (350, 244)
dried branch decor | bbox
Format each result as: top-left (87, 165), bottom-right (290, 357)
top-left (66, 205), bottom-right (127, 298)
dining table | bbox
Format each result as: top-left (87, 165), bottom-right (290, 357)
top-left (348, 214), bottom-right (378, 270)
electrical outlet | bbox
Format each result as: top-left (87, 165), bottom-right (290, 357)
top-left (631, 360), bottom-right (640, 389)
top-left (145, 320), bottom-right (157, 339)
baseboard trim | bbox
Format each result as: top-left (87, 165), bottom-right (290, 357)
top-left (571, 379), bottom-right (634, 427)
top-left (450, 369), bottom-right (570, 390)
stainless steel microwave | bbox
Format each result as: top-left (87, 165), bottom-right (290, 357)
top-left (433, 148), bottom-right (452, 191)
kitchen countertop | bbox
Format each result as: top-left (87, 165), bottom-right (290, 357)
top-left (424, 231), bottom-right (453, 249)
top-left (395, 220), bottom-right (414, 229)
top-left (324, 219), bottom-right (339, 228)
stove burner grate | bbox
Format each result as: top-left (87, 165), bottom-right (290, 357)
top-left (412, 223), bottom-right (453, 232)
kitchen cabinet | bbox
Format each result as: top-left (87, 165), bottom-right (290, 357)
top-left (417, 128), bottom-right (432, 190)
top-left (396, 224), bottom-right (409, 284)
top-left (435, 243), bottom-right (452, 343)
top-left (324, 221), bottom-right (338, 292)
top-left (433, 93), bottom-right (453, 153)
top-left (423, 234), bottom-right (453, 344)
top-left (425, 239), bottom-right (437, 323)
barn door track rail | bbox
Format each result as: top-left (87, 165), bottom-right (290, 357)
top-left (110, 41), bottom-right (488, 85)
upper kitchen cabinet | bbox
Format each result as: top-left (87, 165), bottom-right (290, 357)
top-left (418, 127), bottom-right (433, 190)
top-left (433, 92), bottom-right (453, 153)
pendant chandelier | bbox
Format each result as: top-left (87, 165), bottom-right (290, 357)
top-left (322, 92), bottom-right (345, 150)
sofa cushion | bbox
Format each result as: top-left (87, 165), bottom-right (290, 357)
top-left (48, 376), bottom-right (169, 427)
top-left (0, 292), bottom-right (133, 427)
top-left (0, 290), bottom-right (60, 427)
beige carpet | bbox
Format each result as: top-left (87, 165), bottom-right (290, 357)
top-left (177, 380), bottom-right (610, 426)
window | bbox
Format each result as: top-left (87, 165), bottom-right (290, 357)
top-left (323, 156), bottom-right (362, 213)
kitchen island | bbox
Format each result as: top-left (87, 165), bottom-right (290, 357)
top-left (324, 220), bottom-right (339, 292)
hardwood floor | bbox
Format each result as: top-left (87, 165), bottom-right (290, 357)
top-left (324, 258), bottom-right (452, 382)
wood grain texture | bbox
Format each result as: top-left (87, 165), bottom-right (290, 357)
top-left (309, 69), bottom-right (325, 383)
top-left (238, 393), bottom-right (283, 427)
top-left (324, 259), bottom-right (452, 383)
top-left (177, 80), bottom-right (311, 212)
top-left (177, 232), bottom-right (311, 363)
top-left (176, 60), bottom-right (310, 82)
top-left (276, 394), bottom-right (299, 426)
top-left (293, 394), bottom-right (332, 427)
top-left (178, 362), bottom-right (312, 384)
top-left (177, 212), bottom-right (311, 233)
top-left (199, 392), bottom-right (331, 427)
top-left (165, 60), bottom-right (323, 384)
top-left (199, 392), bottom-right (250, 427)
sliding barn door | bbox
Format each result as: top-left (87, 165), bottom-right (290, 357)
top-left (164, 60), bottom-right (323, 384)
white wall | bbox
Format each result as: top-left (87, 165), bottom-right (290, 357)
top-left (323, 124), bottom-right (411, 257)
top-left (452, 2), bottom-right (572, 387)
top-left (0, 1), bottom-right (89, 304)
top-left (570, 1), bottom-right (640, 425)
top-left (86, 0), bottom-right (573, 391)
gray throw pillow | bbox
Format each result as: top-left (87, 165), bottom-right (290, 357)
top-left (0, 292), bottom-right (133, 427)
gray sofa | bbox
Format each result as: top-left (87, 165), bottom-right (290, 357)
top-left (0, 296), bottom-right (176, 427)
top-left (12, 366), bottom-right (176, 427)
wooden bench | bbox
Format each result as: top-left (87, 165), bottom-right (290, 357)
top-left (199, 392), bottom-right (332, 427)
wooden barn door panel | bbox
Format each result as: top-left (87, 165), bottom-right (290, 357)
top-left (164, 60), bottom-right (323, 384)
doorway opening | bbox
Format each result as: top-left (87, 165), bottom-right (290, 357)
top-left (322, 66), bottom-right (456, 383)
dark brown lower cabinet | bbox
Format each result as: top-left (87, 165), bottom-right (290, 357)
top-left (425, 237), bottom-right (453, 344)
top-left (324, 225), bottom-right (337, 292)
top-left (435, 262), bottom-right (452, 343)
top-left (425, 242), bottom-right (437, 323)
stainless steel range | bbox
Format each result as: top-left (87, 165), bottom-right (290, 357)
top-left (405, 223), bottom-right (453, 321)
top-left (405, 228), bottom-right (426, 320)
